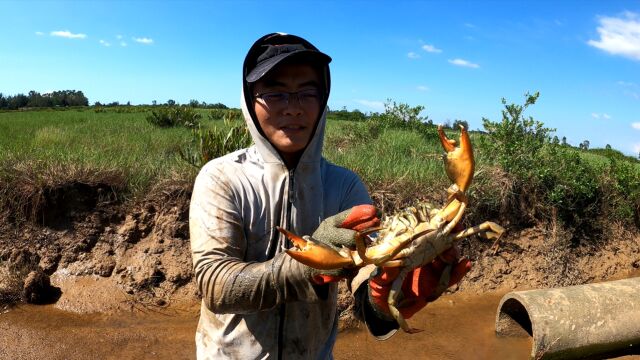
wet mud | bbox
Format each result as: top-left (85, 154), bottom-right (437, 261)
top-left (334, 292), bottom-right (532, 360)
top-left (0, 292), bottom-right (524, 360)
top-left (3, 282), bottom-right (640, 359)
top-left (0, 304), bottom-right (198, 360)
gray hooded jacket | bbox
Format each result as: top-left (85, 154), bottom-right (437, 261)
top-left (189, 49), bottom-right (375, 359)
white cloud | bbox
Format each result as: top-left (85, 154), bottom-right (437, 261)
top-left (628, 91), bottom-right (640, 99)
top-left (50, 30), bottom-right (87, 39)
top-left (592, 113), bottom-right (612, 119)
top-left (116, 35), bottom-right (123, 39)
top-left (448, 58), bottom-right (480, 68)
top-left (407, 52), bottom-right (420, 59)
top-left (35, 31), bottom-right (44, 36)
top-left (416, 85), bottom-right (429, 91)
top-left (133, 37), bottom-right (154, 45)
top-left (617, 80), bottom-right (637, 87)
top-left (617, 81), bottom-right (640, 99)
top-left (422, 44), bottom-right (442, 53)
top-left (587, 12), bottom-right (640, 61)
top-left (99, 40), bottom-right (111, 47)
top-left (633, 143), bottom-right (640, 154)
top-left (354, 99), bottom-right (385, 112)
top-left (632, 122), bottom-right (640, 130)
top-left (120, 41), bottom-right (127, 47)
top-left (464, 23), bottom-right (476, 29)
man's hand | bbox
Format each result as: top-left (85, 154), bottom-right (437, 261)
top-left (368, 247), bottom-right (471, 319)
top-left (308, 205), bottom-right (380, 284)
top-left (312, 204), bottom-right (380, 245)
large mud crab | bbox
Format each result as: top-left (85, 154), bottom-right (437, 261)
top-left (278, 125), bottom-right (505, 333)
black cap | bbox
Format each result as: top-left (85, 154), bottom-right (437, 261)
top-left (245, 38), bottom-right (332, 83)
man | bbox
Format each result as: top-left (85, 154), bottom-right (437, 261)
top-left (189, 33), bottom-right (470, 359)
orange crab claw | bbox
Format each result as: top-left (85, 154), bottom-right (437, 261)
top-left (437, 125), bottom-right (475, 192)
top-left (276, 227), bottom-right (355, 270)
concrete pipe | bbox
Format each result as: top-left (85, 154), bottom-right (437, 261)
top-left (495, 277), bottom-right (640, 360)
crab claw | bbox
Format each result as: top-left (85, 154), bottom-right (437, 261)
top-left (276, 227), bottom-right (355, 270)
top-left (437, 125), bottom-right (475, 192)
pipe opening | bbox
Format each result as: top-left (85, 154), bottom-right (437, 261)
top-left (496, 298), bottom-right (532, 338)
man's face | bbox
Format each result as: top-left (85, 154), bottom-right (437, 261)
top-left (253, 63), bottom-right (322, 157)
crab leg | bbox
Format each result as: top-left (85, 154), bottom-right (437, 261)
top-left (452, 221), bottom-right (504, 241)
top-left (384, 222), bottom-right (502, 333)
top-left (388, 267), bottom-right (423, 333)
top-left (355, 226), bottom-right (427, 266)
top-left (382, 221), bottom-right (504, 269)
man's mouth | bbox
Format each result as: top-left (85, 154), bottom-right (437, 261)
top-left (280, 124), bottom-right (306, 131)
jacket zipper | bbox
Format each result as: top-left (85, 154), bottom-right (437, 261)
top-left (278, 168), bottom-right (295, 360)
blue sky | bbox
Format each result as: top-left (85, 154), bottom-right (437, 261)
top-left (2, 1), bottom-right (639, 156)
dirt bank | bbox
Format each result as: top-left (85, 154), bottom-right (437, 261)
top-left (1, 181), bottom-right (639, 325)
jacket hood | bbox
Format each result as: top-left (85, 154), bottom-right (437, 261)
top-left (241, 33), bottom-right (331, 167)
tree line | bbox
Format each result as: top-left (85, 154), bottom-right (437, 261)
top-left (94, 99), bottom-right (228, 109)
top-left (328, 103), bottom-right (470, 131)
top-left (0, 91), bottom-right (231, 110)
top-left (0, 90), bottom-right (89, 109)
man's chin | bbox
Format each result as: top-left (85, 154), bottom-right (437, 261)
top-left (274, 140), bottom-right (307, 155)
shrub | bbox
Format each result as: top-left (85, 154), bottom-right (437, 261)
top-left (208, 108), bottom-right (242, 121)
top-left (146, 106), bottom-right (202, 128)
top-left (539, 146), bottom-right (601, 232)
top-left (476, 92), bottom-right (639, 234)
top-left (480, 92), bottom-right (554, 179)
top-left (605, 157), bottom-right (640, 223)
top-left (328, 108), bottom-right (368, 122)
top-left (367, 100), bottom-right (436, 139)
top-left (179, 118), bottom-right (252, 168)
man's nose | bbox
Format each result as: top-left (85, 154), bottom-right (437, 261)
top-left (283, 94), bottom-right (303, 115)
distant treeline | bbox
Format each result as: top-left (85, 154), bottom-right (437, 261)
top-left (94, 99), bottom-right (229, 109)
top-left (0, 90), bottom-right (89, 109)
top-left (0, 91), bottom-right (229, 110)
top-left (327, 105), bottom-right (470, 131)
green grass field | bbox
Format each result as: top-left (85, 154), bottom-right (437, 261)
top-left (0, 108), bottom-right (457, 194)
top-left (1, 107), bottom-right (638, 232)
top-left (0, 109), bottom-right (194, 193)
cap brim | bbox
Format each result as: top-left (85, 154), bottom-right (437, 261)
top-left (246, 50), bottom-right (331, 83)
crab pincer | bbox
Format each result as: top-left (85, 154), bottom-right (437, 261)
top-left (438, 125), bottom-right (475, 192)
top-left (276, 227), bottom-right (355, 270)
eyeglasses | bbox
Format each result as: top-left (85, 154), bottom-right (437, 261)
top-left (255, 88), bottom-right (321, 109)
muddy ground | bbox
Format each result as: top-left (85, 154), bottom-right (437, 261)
top-left (1, 181), bottom-right (639, 328)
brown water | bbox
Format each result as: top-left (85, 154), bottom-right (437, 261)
top-left (0, 291), bottom-right (536, 360)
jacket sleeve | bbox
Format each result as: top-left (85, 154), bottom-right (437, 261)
top-left (189, 163), bottom-right (324, 314)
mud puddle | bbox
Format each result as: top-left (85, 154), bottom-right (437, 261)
top-left (0, 291), bottom-right (540, 360)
